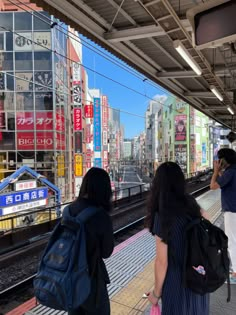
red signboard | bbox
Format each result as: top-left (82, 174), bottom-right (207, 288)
top-left (56, 109), bottom-right (65, 132)
top-left (84, 104), bottom-right (93, 118)
top-left (73, 108), bottom-right (82, 131)
top-left (16, 112), bottom-right (53, 130)
top-left (17, 132), bottom-right (54, 150)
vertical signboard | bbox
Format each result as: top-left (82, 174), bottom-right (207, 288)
top-left (57, 155), bottom-right (65, 177)
top-left (73, 108), bottom-right (82, 131)
top-left (202, 143), bottom-right (206, 164)
top-left (74, 154), bottom-right (83, 176)
top-left (93, 97), bottom-right (101, 152)
top-left (84, 104), bottom-right (93, 118)
top-left (86, 124), bottom-right (91, 144)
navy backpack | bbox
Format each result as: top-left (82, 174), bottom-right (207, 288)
top-left (34, 205), bottom-right (101, 311)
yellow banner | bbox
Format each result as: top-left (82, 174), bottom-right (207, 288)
top-left (74, 154), bottom-right (83, 177)
top-left (57, 155), bottom-right (65, 177)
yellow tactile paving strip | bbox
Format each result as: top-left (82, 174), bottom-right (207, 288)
top-left (110, 260), bottom-right (154, 314)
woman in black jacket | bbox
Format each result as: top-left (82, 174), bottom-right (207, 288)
top-left (68, 167), bottom-right (114, 315)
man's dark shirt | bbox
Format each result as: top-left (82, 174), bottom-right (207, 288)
top-left (217, 164), bottom-right (236, 212)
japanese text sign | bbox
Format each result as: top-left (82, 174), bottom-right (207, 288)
top-left (74, 108), bottom-right (82, 131)
top-left (0, 188), bottom-right (48, 207)
top-left (93, 98), bottom-right (101, 152)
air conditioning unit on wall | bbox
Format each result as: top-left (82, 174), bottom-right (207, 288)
top-left (187, 0), bottom-right (236, 49)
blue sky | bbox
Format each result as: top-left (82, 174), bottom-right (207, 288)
top-left (81, 36), bottom-right (169, 138)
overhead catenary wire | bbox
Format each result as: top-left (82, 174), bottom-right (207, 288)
top-left (7, 0), bottom-right (179, 99)
top-left (0, 25), bottom-right (191, 118)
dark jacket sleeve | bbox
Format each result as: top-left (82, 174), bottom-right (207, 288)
top-left (100, 214), bottom-right (114, 258)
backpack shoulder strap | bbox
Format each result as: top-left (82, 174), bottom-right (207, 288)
top-left (78, 206), bottom-right (102, 223)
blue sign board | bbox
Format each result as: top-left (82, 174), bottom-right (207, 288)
top-left (93, 97), bottom-right (101, 152)
top-left (94, 158), bottom-right (102, 168)
top-left (202, 143), bottom-right (206, 164)
top-left (0, 188), bottom-right (48, 208)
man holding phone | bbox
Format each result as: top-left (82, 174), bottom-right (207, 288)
top-left (210, 148), bottom-right (236, 283)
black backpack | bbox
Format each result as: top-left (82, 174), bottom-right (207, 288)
top-left (183, 217), bottom-right (231, 301)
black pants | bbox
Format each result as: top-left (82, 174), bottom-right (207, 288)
top-left (68, 282), bottom-right (110, 315)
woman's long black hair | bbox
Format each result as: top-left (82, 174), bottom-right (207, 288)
top-left (77, 167), bottom-right (112, 212)
top-left (146, 162), bottom-right (201, 243)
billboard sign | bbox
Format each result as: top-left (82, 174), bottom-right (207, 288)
top-left (0, 188), bottom-right (48, 207)
top-left (14, 32), bottom-right (51, 51)
top-left (17, 132), bottom-right (54, 150)
top-left (175, 115), bottom-right (187, 141)
top-left (93, 97), bottom-right (101, 152)
top-left (16, 112), bottom-right (53, 130)
top-left (73, 108), bottom-right (82, 131)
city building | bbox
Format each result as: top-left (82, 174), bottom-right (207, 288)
top-left (145, 99), bottom-right (161, 175)
top-left (0, 3), bottom-right (90, 201)
top-left (123, 139), bottom-right (132, 160)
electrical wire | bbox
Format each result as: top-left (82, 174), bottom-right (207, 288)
top-left (0, 25), bottom-right (190, 118)
top-left (8, 0), bottom-right (178, 98)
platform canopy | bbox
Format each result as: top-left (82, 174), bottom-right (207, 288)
top-left (31, 0), bottom-right (236, 128)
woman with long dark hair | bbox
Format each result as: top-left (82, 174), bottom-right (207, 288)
top-left (68, 167), bottom-right (114, 315)
top-left (147, 162), bottom-right (209, 314)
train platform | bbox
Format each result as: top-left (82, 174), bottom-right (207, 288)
top-left (7, 189), bottom-right (235, 315)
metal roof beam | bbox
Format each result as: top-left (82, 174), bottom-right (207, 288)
top-left (156, 70), bottom-right (231, 79)
top-left (104, 20), bottom-right (191, 42)
top-left (184, 91), bottom-right (233, 98)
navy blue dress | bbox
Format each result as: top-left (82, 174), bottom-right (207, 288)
top-left (153, 214), bottom-right (209, 315)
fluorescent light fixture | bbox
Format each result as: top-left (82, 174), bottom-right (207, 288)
top-left (210, 85), bottom-right (223, 101)
top-left (227, 106), bottom-right (234, 115)
top-left (173, 40), bottom-right (202, 76)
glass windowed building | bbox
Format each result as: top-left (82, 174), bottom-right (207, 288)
top-left (0, 9), bottom-right (72, 201)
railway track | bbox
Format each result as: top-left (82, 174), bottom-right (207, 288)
top-left (0, 183), bottom-right (211, 312)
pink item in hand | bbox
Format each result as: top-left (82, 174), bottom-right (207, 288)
top-left (150, 304), bottom-right (161, 315)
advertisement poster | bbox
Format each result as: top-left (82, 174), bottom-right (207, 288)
top-left (175, 115), bottom-right (187, 141)
top-left (202, 143), bottom-right (206, 164)
top-left (73, 108), bottom-right (82, 131)
top-left (93, 98), bottom-right (101, 152)
top-left (175, 144), bottom-right (187, 173)
top-left (16, 112), bottom-right (53, 130)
